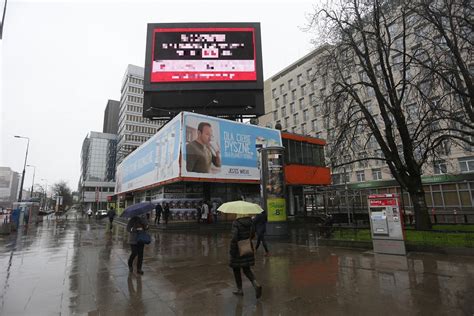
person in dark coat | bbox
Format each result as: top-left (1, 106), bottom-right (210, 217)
top-left (253, 211), bottom-right (270, 256)
top-left (107, 207), bottom-right (116, 231)
top-left (127, 215), bottom-right (149, 275)
top-left (229, 214), bottom-right (262, 298)
top-left (155, 203), bottom-right (163, 225)
top-left (163, 203), bottom-right (171, 225)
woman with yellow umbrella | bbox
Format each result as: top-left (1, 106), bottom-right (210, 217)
top-left (218, 200), bottom-right (263, 299)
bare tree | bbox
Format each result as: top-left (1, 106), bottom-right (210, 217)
top-left (409, 0), bottom-right (473, 123)
top-left (307, 0), bottom-right (473, 229)
top-left (52, 181), bottom-right (73, 209)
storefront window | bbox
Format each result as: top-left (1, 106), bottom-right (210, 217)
top-left (443, 191), bottom-right (459, 206)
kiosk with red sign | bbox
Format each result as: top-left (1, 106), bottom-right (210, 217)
top-left (368, 194), bottom-right (406, 255)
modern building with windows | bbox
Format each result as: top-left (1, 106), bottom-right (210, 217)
top-left (79, 132), bottom-right (117, 211)
top-left (116, 65), bottom-right (163, 165)
top-left (258, 44), bottom-right (474, 223)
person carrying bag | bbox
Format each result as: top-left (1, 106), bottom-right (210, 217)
top-left (127, 215), bottom-right (149, 275)
top-left (229, 214), bottom-right (262, 298)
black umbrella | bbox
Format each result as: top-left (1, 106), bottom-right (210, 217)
top-left (120, 202), bottom-right (155, 218)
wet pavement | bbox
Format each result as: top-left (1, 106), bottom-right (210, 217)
top-left (1, 218), bottom-right (474, 316)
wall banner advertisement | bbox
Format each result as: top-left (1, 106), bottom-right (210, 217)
top-left (181, 112), bottom-right (282, 180)
top-left (115, 115), bottom-right (181, 194)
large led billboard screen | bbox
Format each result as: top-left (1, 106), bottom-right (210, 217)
top-left (151, 27), bottom-right (257, 83)
top-left (143, 23), bottom-right (264, 118)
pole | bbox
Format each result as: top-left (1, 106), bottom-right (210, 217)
top-left (344, 166), bottom-right (350, 225)
top-left (27, 165), bottom-right (35, 198)
top-left (15, 136), bottom-right (30, 202)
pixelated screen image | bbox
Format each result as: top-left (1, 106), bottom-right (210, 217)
top-left (151, 27), bottom-right (257, 83)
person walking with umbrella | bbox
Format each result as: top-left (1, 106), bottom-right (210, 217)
top-left (122, 202), bottom-right (153, 275)
top-left (218, 201), bottom-right (263, 299)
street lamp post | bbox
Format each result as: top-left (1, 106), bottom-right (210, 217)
top-left (26, 164), bottom-right (36, 198)
top-left (41, 178), bottom-right (48, 210)
top-left (14, 135), bottom-right (30, 202)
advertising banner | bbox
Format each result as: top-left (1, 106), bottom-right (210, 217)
top-left (181, 112), bottom-right (281, 180)
top-left (267, 198), bottom-right (286, 222)
top-left (115, 115), bottom-right (181, 194)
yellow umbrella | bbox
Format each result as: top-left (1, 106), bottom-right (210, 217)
top-left (217, 200), bottom-right (264, 215)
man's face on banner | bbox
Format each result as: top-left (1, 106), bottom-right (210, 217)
top-left (198, 125), bottom-right (213, 145)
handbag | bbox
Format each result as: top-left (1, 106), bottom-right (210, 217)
top-left (237, 224), bottom-right (255, 256)
top-left (136, 230), bottom-right (151, 245)
top-left (238, 238), bottom-right (254, 256)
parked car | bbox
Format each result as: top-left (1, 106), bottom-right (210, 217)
top-left (95, 210), bottom-right (108, 219)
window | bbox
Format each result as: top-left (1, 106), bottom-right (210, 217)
top-left (284, 117), bottom-right (289, 128)
top-left (458, 157), bottom-right (474, 173)
top-left (307, 68), bottom-right (313, 80)
top-left (290, 102), bottom-right (296, 114)
top-left (313, 103), bottom-right (320, 116)
top-left (275, 98), bottom-right (280, 108)
top-left (288, 79), bottom-right (294, 90)
top-left (311, 120), bottom-right (317, 131)
top-left (301, 124), bottom-right (306, 135)
top-left (358, 152), bottom-right (368, 168)
top-left (372, 169), bottom-right (382, 180)
top-left (367, 87), bottom-right (375, 97)
top-left (292, 126), bottom-right (297, 133)
top-left (301, 85), bottom-right (307, 96)
top-left (273, 111), bottom-right (278, 121)
top-left (299, 98), bottom-right (305, 110)
top-left (291, 90), bottom-right (297, 101)
top-left (297, 74), bottom-right (303, 85)
top-left (309, 93), bottom-right (316, 104)
top-left (356, 171), bottom-right (365, 182)
top-left (433, 160), bottom-right (447, 174)
top-left (293, 113), bottom-right (299, 125)
top-left (283, 94), bottom-right (288, 104)
top-left (281, 106), bottom-right (286, 117)
top-left (279, 84), bottom-right (285, 94)
top-left (272, 88), bottom-right (277, 98)
top-left (303, 109), bottom-right (309, 121)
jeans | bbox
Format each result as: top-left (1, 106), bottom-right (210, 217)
top-left (128, 243), bottom-right (144, 271)
top-left (232, 267), bottom-right (255, 289)
top-left (256, 234), bottom-right (269, 253)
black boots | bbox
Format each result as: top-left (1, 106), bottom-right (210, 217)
top-left (233, 282), bottom-right (262, 298)
top-left (232, 288), bottom-right (244, 296)
top-left (252, 280), bottom-right (262, 299)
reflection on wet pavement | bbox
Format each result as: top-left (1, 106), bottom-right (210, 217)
top-left (0, 219), bottom-right (473, 315)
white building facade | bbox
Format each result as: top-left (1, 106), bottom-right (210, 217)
top-left (117, 65), bottom-right (163, 165)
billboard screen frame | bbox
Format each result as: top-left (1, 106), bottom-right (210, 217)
top-left (143, 22), bottom-right (264, 118)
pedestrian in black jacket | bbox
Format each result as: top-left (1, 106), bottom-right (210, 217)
top-left (155, 203), bottom-right (163, 225)
top-left (127, 215), bottom-right (149, 275)
top-left (253, 211), bottom-right (270, 256)
top-left (229, 214), bottom-right (262, 298)
top-left (163, 203), bottom-right (170, 225)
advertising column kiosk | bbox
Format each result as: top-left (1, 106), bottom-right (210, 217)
top-left (368, 194), bottom-right (406, 255)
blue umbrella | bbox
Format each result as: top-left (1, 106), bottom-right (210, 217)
top-left (121, 202), bottom-right (155, 218)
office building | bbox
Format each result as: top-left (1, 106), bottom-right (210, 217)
top-left (116, 64), bottom-right (163, 165)
top-left (103, 100), bottom-right (120, 134)
top-left (79, 132), bottom-right (117, 211)
top-left (259, 35), bottom-right (474, 222)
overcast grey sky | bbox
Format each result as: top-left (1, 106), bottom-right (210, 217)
top-left (0, 0), bottom-right (318, 192)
